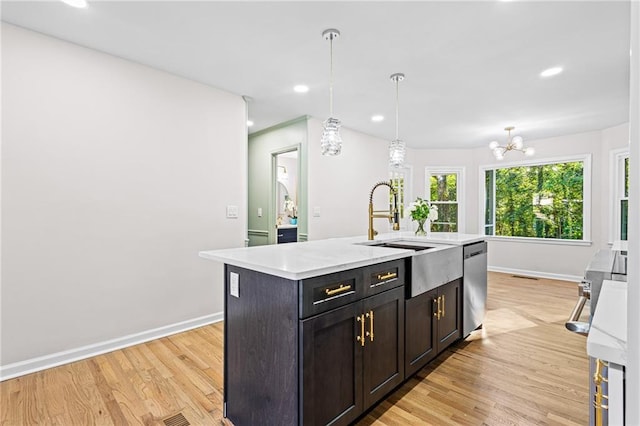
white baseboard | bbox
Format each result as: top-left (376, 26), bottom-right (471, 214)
top-left (488, 266), bottom-right (583, 283)
top-left (0, 312), bottom-right (223, 382)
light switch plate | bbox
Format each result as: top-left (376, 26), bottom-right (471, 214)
top-left (230, 272), bottom-right (239, 298)
top-left (313, 206), bottom-right (321, 217)
top-left (226, 205), bottom-right (239, 218)
top-left (258, 207), bottom-right (263, 217)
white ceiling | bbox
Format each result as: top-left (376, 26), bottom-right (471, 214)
top-left (1, 1), bottom-right (631, 149)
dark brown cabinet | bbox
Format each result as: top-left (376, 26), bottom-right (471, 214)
top-left (224, 260), bottom-right (406, 426)
top-left (404, 278), bottom-right (462, 379)
top-left (301, 286), bottom-right (404, 426)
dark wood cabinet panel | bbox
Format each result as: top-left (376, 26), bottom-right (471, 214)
top-left (362, 287), bottom-right (405, 408)
top-left (405, 279), bottom-right (462, 379)
top-left (300, 303), bottom-right (363, 426)
top-left (436, 278), bottom-right (462, 352)
top-left (224, 265), bottom-right (299, 425)
top-left (404, 288), bottom-right (438, 378)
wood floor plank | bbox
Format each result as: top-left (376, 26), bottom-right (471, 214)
top-left (0, 273), bottom-right (589, 425)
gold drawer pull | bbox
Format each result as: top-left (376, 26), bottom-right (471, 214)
top-left (377, 272), bottom-right (397, 281)
top-left (442, 294), bottom-right (445, 318)
top-left (325, 284), bottom-right (352, 296)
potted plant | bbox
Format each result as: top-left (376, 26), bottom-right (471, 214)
top-left (284, 196), bottom-right (298, 225)
top-left (408, 197), bottom-right (438, 236)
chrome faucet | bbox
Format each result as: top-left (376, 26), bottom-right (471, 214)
top-left (368, 181), bottom-right (400, 240)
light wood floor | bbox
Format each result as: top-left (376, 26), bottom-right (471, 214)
top-left (0, 272), bottom-right (589, 425)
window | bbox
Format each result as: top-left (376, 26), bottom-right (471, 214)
top-left (611, 149), bottom-right (629, 241)
top-left (482, 155), bottom-right (591, 242)
top-left (390, 165), bottom-right (413, 231)
top-left (426, 167), bottom-right (464, 232)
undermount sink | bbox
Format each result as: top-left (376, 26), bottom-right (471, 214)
top-left (363, 240), bottom-right (437, 252)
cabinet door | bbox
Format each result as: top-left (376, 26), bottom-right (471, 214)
top-left (436, 278), bottom-right (462, 352)
top-left (404, 288), bottom-right (438, 378)
top-left (362, 286), bottom-right (405, 409)
top-left (300, 303), bottom-right (363, 426)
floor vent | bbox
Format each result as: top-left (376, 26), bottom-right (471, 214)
top-left (163, 413), bottom-right (190, 426)
top-left (512, 275), bottom-right (539, 280)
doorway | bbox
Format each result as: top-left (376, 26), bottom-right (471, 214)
top-left (272, 147), bottom-right (299, 244)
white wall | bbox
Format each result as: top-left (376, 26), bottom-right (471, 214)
top-left (476, 127), bottom-right (628, 278)
top-left (0, 24), bottom-right (246, 376)
top-left (307, 118), bottom-right (391, 240)
top-left (407, 126), bottom-right (629, 280)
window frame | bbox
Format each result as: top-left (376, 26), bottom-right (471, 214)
top-left (389, 164), bottom-right (414, 231)
top-left (425, 166), bottom-right (465, 233)
top-left (479, 154), bottom-right (592, 246)
top-left (609, 148), bottom-right (629, 243)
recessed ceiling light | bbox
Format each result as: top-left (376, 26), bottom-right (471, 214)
top-left (61, 0), bottom-right (87, 8)
top-left (293, 85), bottom-right (309, 93)
top-left (247, 120), bottom-right (254, 127)
top-left (540, 66), bottom-right (563, 78)
top-left (371, 115), bottom-right (384, 122)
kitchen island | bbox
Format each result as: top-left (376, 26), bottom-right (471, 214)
top-left (199, 232), bottom-right (486, 426)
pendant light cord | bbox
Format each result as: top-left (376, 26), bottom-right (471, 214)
top-left (395, 79), bottom-right (399, 140)
top-left (329, 36), bottom-right (334, 117)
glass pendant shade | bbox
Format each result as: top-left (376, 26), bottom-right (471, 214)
top-left (389, 139), bottom-right (406, 168)
top-left (389, 73), bottom-right (406, 168)
top-left (512, 135), bottom-right (524, 149)
top-left (321, 29), bottom-right (342, 156)
top-left (321, 117), bottom-right (342, 156)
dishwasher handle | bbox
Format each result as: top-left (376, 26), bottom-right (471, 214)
top-left (463, 242), bottom-right (487, 259)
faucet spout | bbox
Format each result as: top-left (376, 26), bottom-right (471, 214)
top-left (368, 181), bottom-right (400, 240)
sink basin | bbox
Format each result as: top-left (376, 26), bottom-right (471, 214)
top-left (368, 241), bottom-right (435, 251)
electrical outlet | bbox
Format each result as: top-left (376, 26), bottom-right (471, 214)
top-left (230, 272), bottom-right (239, 298)
top-left (226, 205), bottom-right (239, 218)
top-left (313, 206), bottom-right (321, 217)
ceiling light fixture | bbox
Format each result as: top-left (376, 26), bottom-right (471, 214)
top-left (320, 29), bottom-right (342, 156)
top-left (294, 85), bottom-right (309, 93)
top-left (371, 115), bottom-right (384, 122)
top-left (61, 0), bottom-right (87, 8)
top-left (540, 66), bottom-right (563, 77)
top-left (247, 120), bottom-right (254, 127)
top-left (489, 126), bottom-right (534, 160)
top-left (389, 73), bottom-right (406, 168)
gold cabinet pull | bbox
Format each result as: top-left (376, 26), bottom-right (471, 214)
top-left (433, 298), bottom-right (439, 319)
top-left (436, 297), bottom-right (442, 320)
top-left (325, 283), bottom-right (352, 296)
top-left (442, 294), bottom-right (445, 318)
top-left (376, 272), bottom-right (397, 281)
top-left (369, 310), bottom-right (374, 342)
top-left (356, 314), bottom-right (366, 347)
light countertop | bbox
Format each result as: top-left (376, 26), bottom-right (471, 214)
top-left (587, 279), bottom-right (627, 365)
top-left (199, 232), bottom-right (484, 280)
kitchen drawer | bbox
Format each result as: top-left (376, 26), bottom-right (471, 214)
top-left (299, 269), bottom-right (363, 319)
top-left (363, 259), bottom-right (406, 297)
top-left (277, 227), bottom-right (297, 244)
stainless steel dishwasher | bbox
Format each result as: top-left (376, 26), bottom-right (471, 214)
top-left (462, 241), bottom-right (487, 336)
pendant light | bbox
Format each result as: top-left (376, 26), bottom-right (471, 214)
top-left (488, 126), bottom-right (535, 160)
top-left (389, 73), bottom-right (406, 168)
top-left (320, 29), bottom-right (342, 156)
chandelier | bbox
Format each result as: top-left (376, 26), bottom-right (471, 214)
top-left (389, 73), bottom-right (406, 168)
top-left (320, 29), bottom-right (342, 156)
top-left (489, 126), bottom-right (534, 160)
